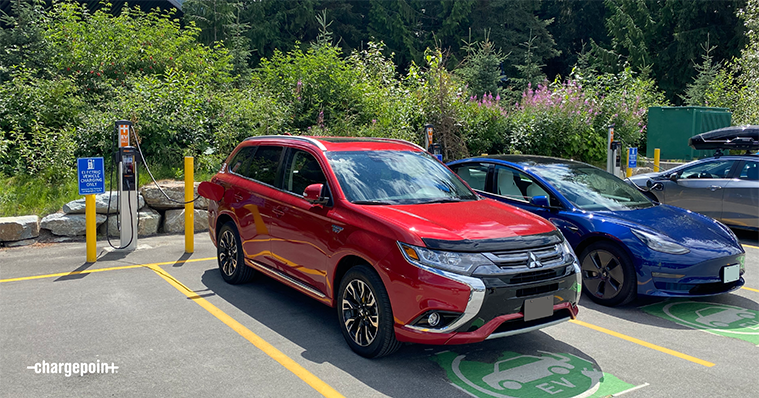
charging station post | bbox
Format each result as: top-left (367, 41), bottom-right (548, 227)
top-left (185, 156), bottom-right (194, 254)
top-left (115, 120), bottom-right (138, 251)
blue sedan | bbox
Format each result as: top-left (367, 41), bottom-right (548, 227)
top-left (448, 155), bottom-right (746, 306)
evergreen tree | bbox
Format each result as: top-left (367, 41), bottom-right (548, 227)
top-left (469, 0), bottom-right (559, 83)
top-left (599, 0), bottom-right (745, 102)
top-left (455, 30), bottom-right (507, 97)
top-left (539, 0), bottom-right (610, 79)
top-left (681, 36), bottom-right (720, 106)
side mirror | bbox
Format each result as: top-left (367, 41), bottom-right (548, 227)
top-left (304, 183), bottom-right (329, 205)
top-left (530, 195), bottom-right (550, 208)
top-left (198, 181), bottom-right (224, 202)
top-left (669, 173), bottom-right (678, 182)
top-left (650, 181), bottom-right (663, 191)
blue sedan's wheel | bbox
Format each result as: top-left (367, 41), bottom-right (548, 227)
top-left (580, 242), bottom-right (636, 306)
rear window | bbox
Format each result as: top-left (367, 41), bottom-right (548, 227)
top-left (228, 145), bottom-right (283, 186)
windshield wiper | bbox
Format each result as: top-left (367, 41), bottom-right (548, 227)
top-left (419, 197), bottom-right (473, 204)
top-left (351, 200), bottom-right (396, 205)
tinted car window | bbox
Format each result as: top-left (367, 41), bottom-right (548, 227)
top-left (678, 160), bottom-right (735, 179)
top-left (452, 163), bottom-right (489, 191)
top-left (228, 146), bottom-right (256, 176)
top-left (283, 149), bottom-right (327, 195)
top-left (738, 160), bottom-right (758, 180)
top-left (327, 150), bottom-right (476, 204)
top-left (230, 145), bottom-right (282, 185)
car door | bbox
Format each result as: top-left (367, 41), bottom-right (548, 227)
top-left (267, 147), bottom-right (337, 296)
top-left (660, 159), bottom-right (738, 221)
top-left (226, 145), bottom-right (284, 268)
top-left (721, 159), bottom-right (759, 229)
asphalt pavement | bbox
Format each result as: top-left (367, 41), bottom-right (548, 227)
top-left (1, 231), bottom-right (757, 398)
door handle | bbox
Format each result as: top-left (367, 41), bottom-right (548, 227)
top-left (709, 185), bottom-right (722, 191)
top-left (233, 193), bottom-right (244, 202)
top-left (272, 208), bottom-right (285, 217)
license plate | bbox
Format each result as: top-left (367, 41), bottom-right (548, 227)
top-left (723, 264), bottom-right (740, 283)
top-left (523, 295), bottom-right (554, 322)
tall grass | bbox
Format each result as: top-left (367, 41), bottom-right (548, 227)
top-left (0, 162), bottom-right (215, 217)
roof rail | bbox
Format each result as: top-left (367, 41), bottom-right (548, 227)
top-left (373, 137), bottom-right (425, 151)
top-left (244, 135), bottom-right (327, 151)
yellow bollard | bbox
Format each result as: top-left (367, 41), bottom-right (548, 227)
top-left (86, 194), bottom-right (96, 262)
top-left (654, 148), bottom-right (661, 173)
top-left (185, 156), bottom-right (194, 254)
top-left (626, 148), bottom-right (633, 178)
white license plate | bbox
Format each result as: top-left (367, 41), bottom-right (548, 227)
top-left (523, 295), bottom-right (553, 322)
top-left (723, 264), bottom-right (740, 283)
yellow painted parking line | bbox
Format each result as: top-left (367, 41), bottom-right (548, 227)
top-left (742, 286), bottom-right (759, 293)
top-left (570, 319), bottom-right (715, 367)
top-left (148, 265), bottom-right (345, 398)
top-left (743, 243), bottom-right (759, 250)
top-left (0, 257), bottom-right (215, 283)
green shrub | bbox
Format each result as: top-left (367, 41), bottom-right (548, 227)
top-left (0, 70), bottom-right (83, 177)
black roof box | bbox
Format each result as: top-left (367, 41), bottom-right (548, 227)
top-left (688, 125), bottom-right (759, 151)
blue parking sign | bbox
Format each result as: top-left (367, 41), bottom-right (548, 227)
top-left (628, 147), bottom-right (637, 168)
top-left (77, 157), bottom-right (105, 195)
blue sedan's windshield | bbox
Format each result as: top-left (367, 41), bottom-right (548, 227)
top-left (326, 151), bottom-right (477, 204)
top-left (530, 163), bottom-right (653, 211)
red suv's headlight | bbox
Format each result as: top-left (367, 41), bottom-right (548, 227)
top-left (398, 242), bottom-right (493, 276)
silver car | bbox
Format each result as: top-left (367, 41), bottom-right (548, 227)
top-left (629, 154), bottom-right (758, 231)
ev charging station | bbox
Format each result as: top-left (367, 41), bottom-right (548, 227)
top-left (423, 124), bottom-right (443, 161)
top-left (115, 120), bottom-right (138, 251)
top-left (607, 125), bottom-right (622, 178)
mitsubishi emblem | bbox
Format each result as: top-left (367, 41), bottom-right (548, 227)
top-left (527, 252), bottom-right (543, 268)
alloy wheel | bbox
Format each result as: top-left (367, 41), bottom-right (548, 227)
top-left (581, 249), bottom-right (625, 300)
top-left (218, 229), bottom-right (238, 277)
top-left (341, 280), bottom-right (379, 347)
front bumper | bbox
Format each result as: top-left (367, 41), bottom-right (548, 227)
top-left (394, 268), bottom-right (581, 345)
top-left (645, 253), bottom-right (746, 297)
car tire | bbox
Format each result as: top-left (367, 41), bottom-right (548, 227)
top-left (217, 222), bottom-right (255, 284)
top-left (579, 242), bottom-right (636, 306)
top-left (337, 265), bottom-right (401, 358)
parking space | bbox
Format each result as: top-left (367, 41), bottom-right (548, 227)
top-left (1, 233), bottom-right (757, 398)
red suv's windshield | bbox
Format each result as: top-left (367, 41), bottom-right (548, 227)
top-left (326, 150), bottom-right (477, 205)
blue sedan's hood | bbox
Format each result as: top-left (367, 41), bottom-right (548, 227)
top-left (602, 205), bottom-right (739, 250)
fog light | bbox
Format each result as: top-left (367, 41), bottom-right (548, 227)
top-left (428, 312), bottom-right (441, 327)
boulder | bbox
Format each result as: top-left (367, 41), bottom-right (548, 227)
top-left (0, 215), bottom-right (40, 242)
top-left (40, 212), bottom-right (107, 236)
top-left (63, 192), bottom-right (146, 214)
top-left (163, 209), bottom-right (209, 234)
top-left (5, 238), bottom-right (37, 248)
top-left (140, 181), bottom-right (208, 210)
top-left (99, 207), bottom-right (162, 237)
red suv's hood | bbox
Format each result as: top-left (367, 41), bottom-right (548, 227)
top-left (357, 198), bottom-right (556, 243)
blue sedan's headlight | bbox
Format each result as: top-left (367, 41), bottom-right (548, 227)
top-left (714, 220), bottom-right (740, 246)
top-left (631, 229), bottom-right (690, 255)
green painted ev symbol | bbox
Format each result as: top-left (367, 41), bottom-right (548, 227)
top-left (642, 300), bottom-right (759, 345)
top-left (432, 351), bottom-right (635, 398)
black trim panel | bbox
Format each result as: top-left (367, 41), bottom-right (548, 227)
top-left (421, 230), bottom-right (562, 253)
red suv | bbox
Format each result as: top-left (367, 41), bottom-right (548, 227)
top-left (198, 136), bottom-right (581, 358)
